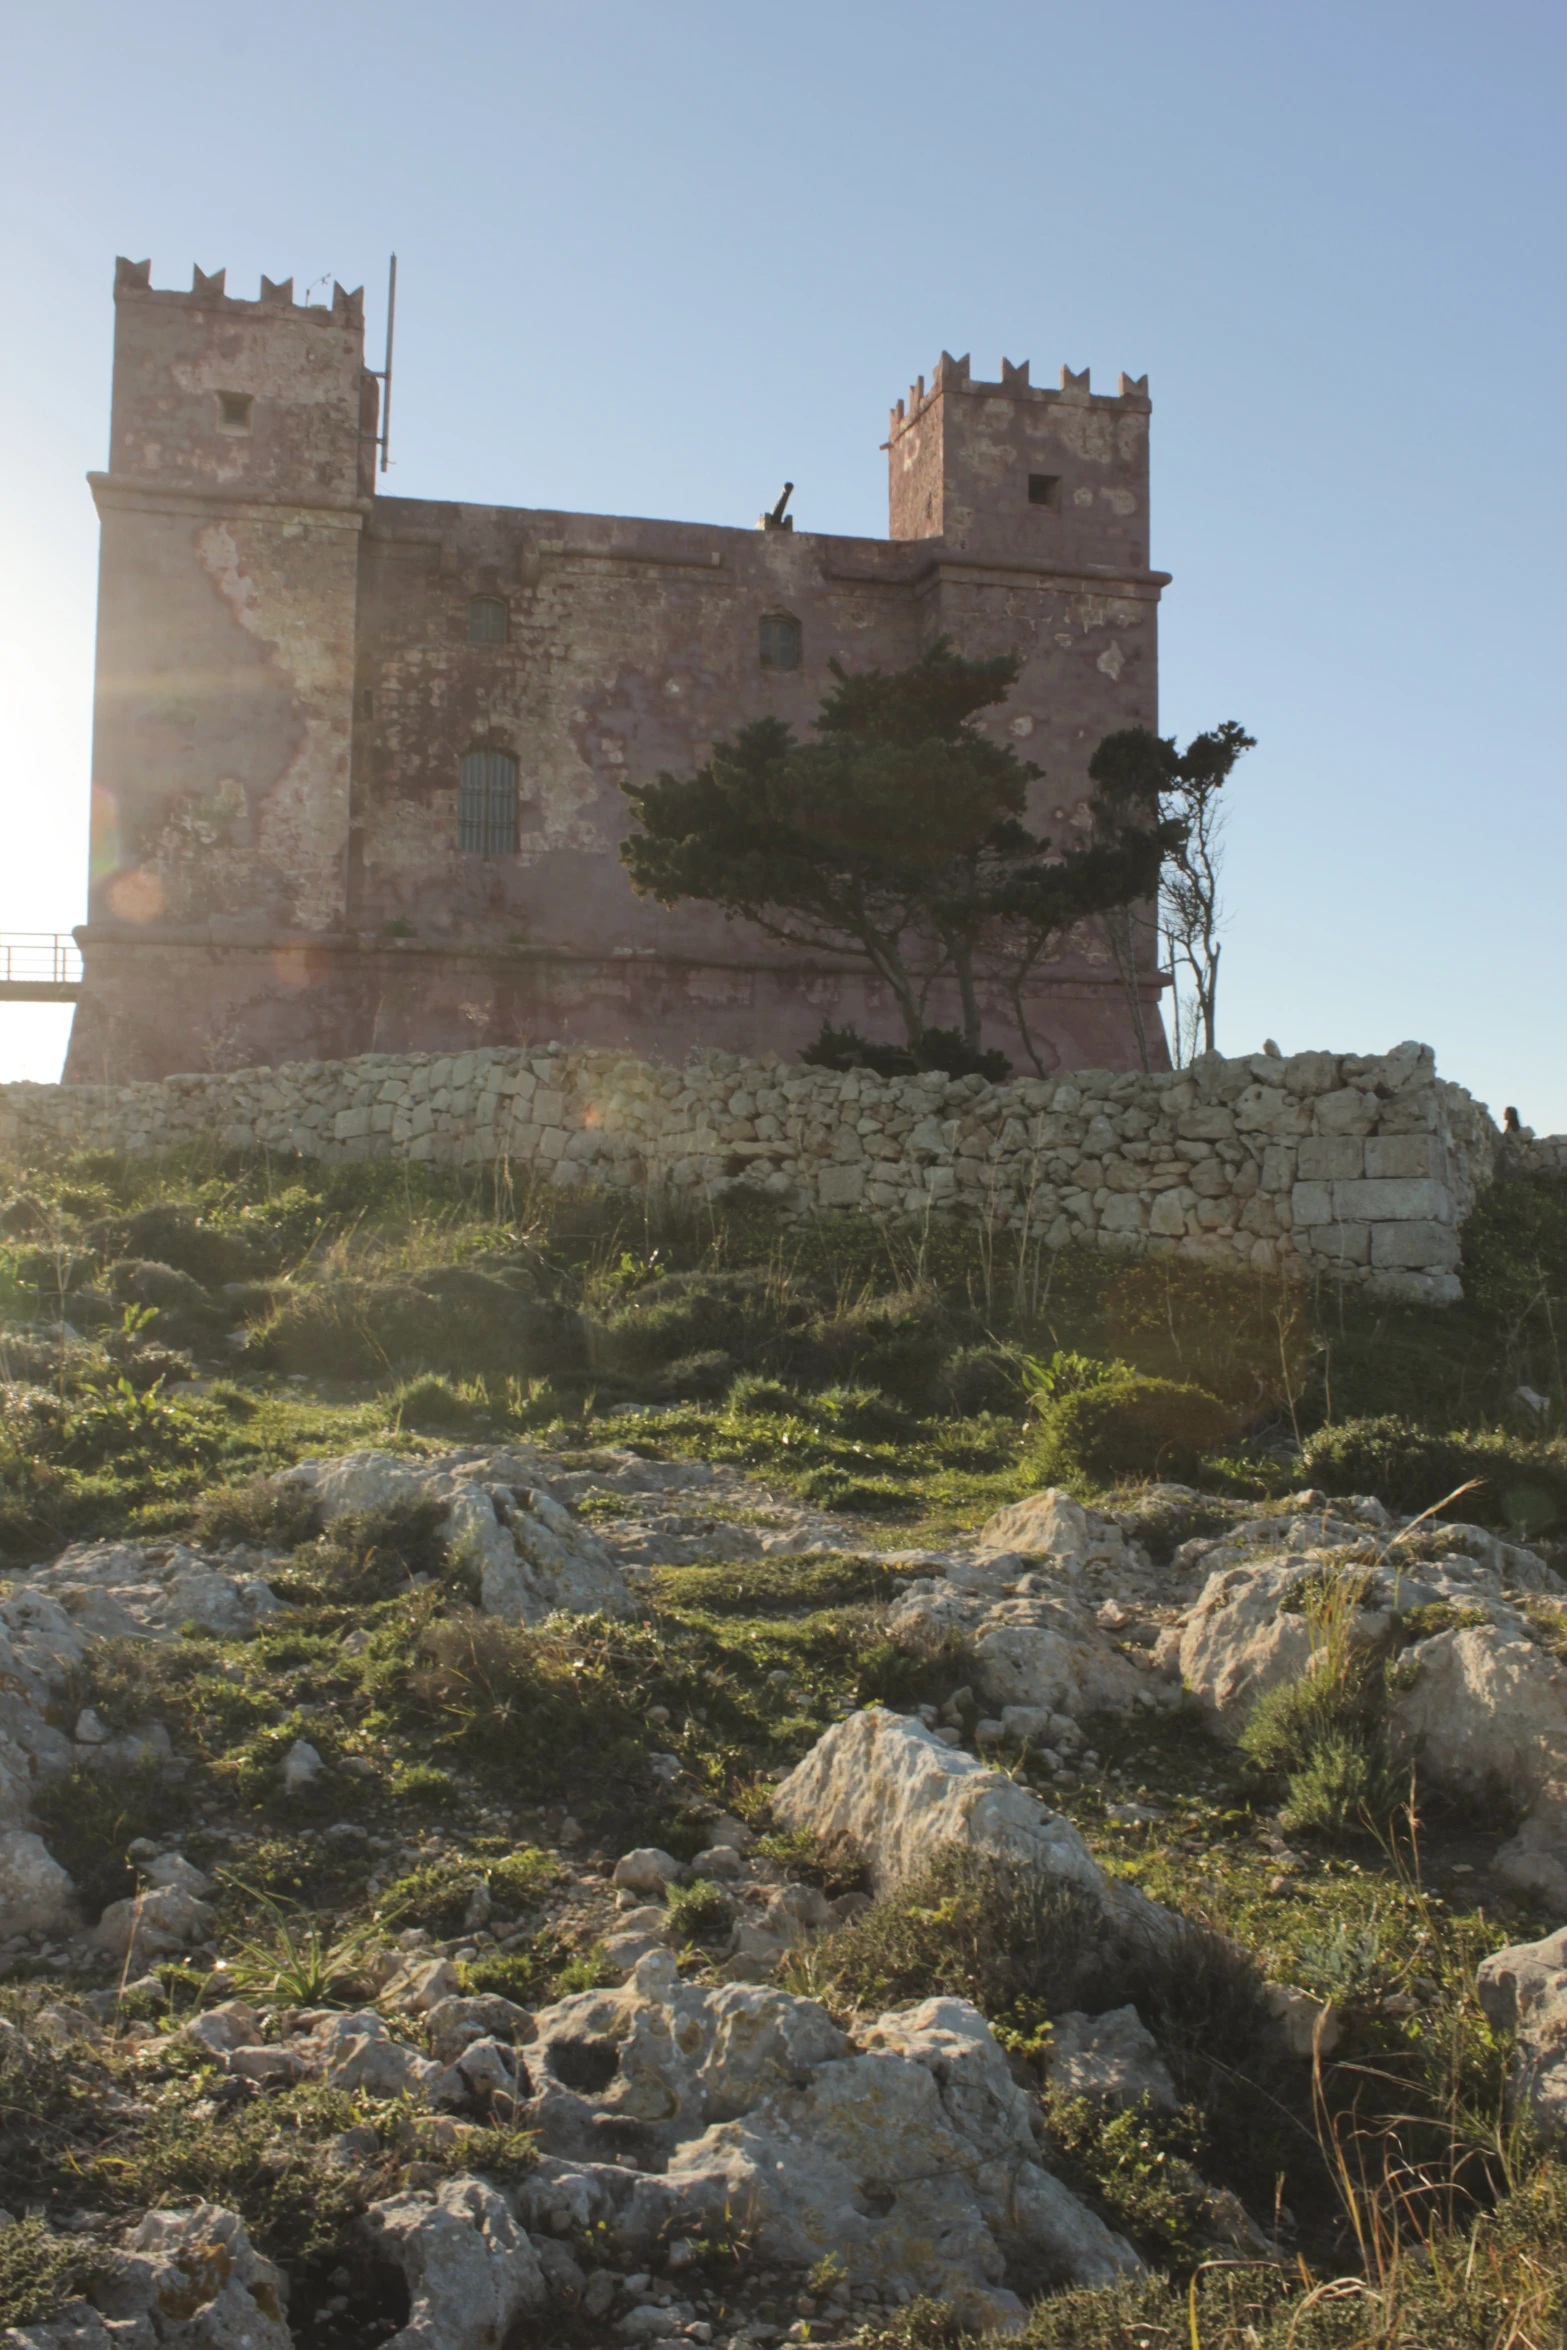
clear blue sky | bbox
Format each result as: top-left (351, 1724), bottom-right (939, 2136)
top-left (2, 0), bottom-right (1563, 1122)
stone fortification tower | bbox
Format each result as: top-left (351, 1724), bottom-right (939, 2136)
top-left (70, 265), bottom-right (1170, 1081)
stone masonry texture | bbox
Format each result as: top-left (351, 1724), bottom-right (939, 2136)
top-left (4, 1038), bottom-right (1498, 1305)
top-left (73, 266), bottom-right (1171, 1083)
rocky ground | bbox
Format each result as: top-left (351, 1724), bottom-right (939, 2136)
top-left (1, 1429), bottom-right (1566, 2350)
top-left (0, 1147), bottom-right (1565, 2350)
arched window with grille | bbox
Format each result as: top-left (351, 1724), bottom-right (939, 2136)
top-left (457, 750), bottom-right (519, 856)
top-left (467, 595), bottom-right (509, 645)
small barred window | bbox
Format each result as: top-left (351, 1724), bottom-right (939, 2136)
top-left (467, 595), bottom-right (509, 645)
top-left (458, 750), bottom-right (518, 856)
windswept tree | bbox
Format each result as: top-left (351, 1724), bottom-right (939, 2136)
top-left (1088, 720), bottom-right (1256, 1065)
top-left (619, 640), bottom-right (1178, 1069)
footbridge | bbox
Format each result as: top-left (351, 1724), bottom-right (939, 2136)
top-left (0, 936), bottom-right (82, 1002)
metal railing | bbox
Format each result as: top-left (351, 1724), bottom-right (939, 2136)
top-left (0, 934), bottom-right (83, 999)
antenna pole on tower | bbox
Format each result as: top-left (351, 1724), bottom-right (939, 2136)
top-left (370, 254), bottom-right (397, 474)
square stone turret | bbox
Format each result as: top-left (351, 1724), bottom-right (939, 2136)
top-left (888, 351), bottom-right (1151, 576)
top-left (107, 256), bottom-right (373, 505)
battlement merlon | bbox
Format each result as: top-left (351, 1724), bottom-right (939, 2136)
top-left (888, 351), bottom-right (1151, 438)
top-left (113, 256), bottom-right (365, 328)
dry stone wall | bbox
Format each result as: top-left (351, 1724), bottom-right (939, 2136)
top-left (0, 1040), bottom-right (1500, 1303)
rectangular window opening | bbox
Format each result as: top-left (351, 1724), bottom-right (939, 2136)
top-left (458, 750), bottom-right (519, 856)
top-left (217, 391), bottom-right (254, 434)
top-left (759, 612), bottom-right (802, 671)
top-left (468, 596), bottom-right (509, 646)
top-left (1028, 474), bottom-right (1061, 509)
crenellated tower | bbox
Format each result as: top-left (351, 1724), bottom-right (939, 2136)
top-left (888, 351), bottom-right (1151, 575)
top-left (86, 259), bottom-right (374, 960)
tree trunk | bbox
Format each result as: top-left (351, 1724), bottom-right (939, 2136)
top-left (1102, 908), bottom-right (1153, 1074)
top-left (1200, 938), bottom-right (1220, 1054)
top-left (1010, 971), bottom-right (1050, 1076)
top-left (950, 942), bottom-right (984, 1051)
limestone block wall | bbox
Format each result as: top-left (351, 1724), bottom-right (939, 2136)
top-left (0, 1040), bottom-right (1500, 1303)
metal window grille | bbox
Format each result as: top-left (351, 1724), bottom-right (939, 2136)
top-left (467, 595), bottom-right (509, 645)
top-left (457, 751), bottom-right (518, 856)
top-left (759, 612), bottom-right (802, 671)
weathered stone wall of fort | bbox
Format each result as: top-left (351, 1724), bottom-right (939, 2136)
top-left (0, 1040), bottom-right (1499, 1304)
top-left (75, 264), bottom-right (1170, 1082)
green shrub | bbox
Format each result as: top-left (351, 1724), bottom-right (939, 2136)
top-left (725, 1374), bottom-right (798, 1416)
top-left (381, 1847), bottom-right (557, 1934)
top-left (664, 1877), bottom-right (734, 1945)
top-left (651, 1552), bottom-right (902, 1615)
top-left (1297, 1414), bottom-right (1567, 1533)
top-left (999, 2163), bottom-right (1567, 2350)
top-left (593, 1271), bottom-right (765, 1374)
top-left (296, 1497), bottom-right (453, 1604)
top-left (385, 1372), bottom-right (485, 1431)
top-left (262, 1265), bottom-right (586, 1382)
top-left (799, 1019), bottom-right (1010, 1083)
top-left (794, 1466), bottom-right (912, 1515)
top-left (802, 1286), bottom-right (964, 1405)
top-left (391, 1611), bottom-right (655, 1805)
top-left (1461, 1168), bottom-right (1567, 1325)
top-left (1040, 2091), bottom-right (1209, 2263)
top-left (86, 1203), bottom-right (266, 1287)
top-left (746, 1825), bottom-right (870, 1896)
top-left (30, 1756), bottom-right (193, 1915)
top-left (644, 1348), bottom-right (735, 1400)
top-left (192, 1477), bottom-right (323, 1551)
top-left (851, 1629), bottom-right (971, 1709)
top-left (935, 1344), bottom-right (1024, 1416)
top-left (800, 1847), bottom-right (1107, 2031)
top-left (0, 2220), bottom-right (91, 2328)
top-left (1274, 1728), bottom-right (1399, 1836)
top-left (105, 1258), bottom-right (227, 1338)
top-left (1239, 1569), bottom-right (1401, 1836)
top-left (1026, 1373), bottom-right (1234, 1488)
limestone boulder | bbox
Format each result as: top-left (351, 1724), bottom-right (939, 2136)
top-left (511, 1960), bottom-right (1137, 2323)
top-left (279, 1448), bottom-right (635, 1622)
top-left (108, 2202), bottom-right (292, 2350)
top-left (771, 1708), bottom-right (1135, 1919)
top-left (977, 1489), bottom-right (1146, 1580)
top-left (0, 1829), bottom-right (77, 1936)
top-left (423, 1992), bottom-right (535, 2066)
top-left (1043, 2006), bottom-right (1177, 2110)
top-left (887, 1566), bottom-right (1165, 1723)
top-left (1476, 1927), bottom-right (1567, 2138)
top-left (1386, 1622), bottom-right (1567, 1848)
top-left (0, 1592), bottom-right (93, 1825)
top-left (526, 1951), bottom-right (847, 2146)
top-left (13, 1543), bottom-right (283, 1643)
top-left (1492, 1788), bottom-right (1567, 1910)
top-left (94, 1883), bottom-right (214, 1968)
top-left (309, 2010), bottom-right (443, 2100)
top-left (611, 1847), bottom-right (685, 1896)
top-left (1176, 1536), bottom-right (1567, 1894)
top-left (362, 2174), bottom-right (546, 2350)
top-left (278, 1450), bottom-right (429, 1517)
top-left (1176, 1560), bottom-right (1318, 1732)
